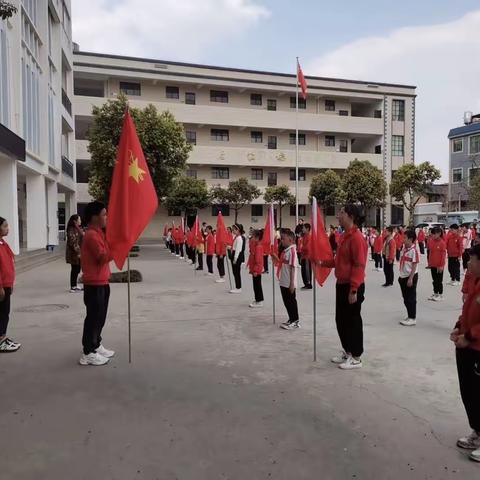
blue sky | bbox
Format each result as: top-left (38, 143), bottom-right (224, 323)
top-left (73, 0), bottom-right (480, 178)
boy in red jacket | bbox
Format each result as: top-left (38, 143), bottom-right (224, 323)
top-left (79, 201), bottom-right (114, 366)
top-left (382, 226), bottom-right (396, 287)
top-left (205, 226), bottom-right (215, 276)
top-left (0, 217), bottom-right (20, 353)
top-left (372, 227), bottom-right (383, 271)
top-left (248, 229), bottom-right (264, 307)
top-left (300, 223), bottom-right (313, 290)
top-left (446, 224), bottom-right (463, 286)
top-left (428, 227), bottom-right (447, 301)
top-left (450, 244), bottom-right (480, 462)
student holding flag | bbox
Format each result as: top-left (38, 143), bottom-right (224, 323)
top-left (215, 212), bottom-right (228, 284)
top-left (248, 229), bottom-right (265, 308)
top-left (230, 224), bottom-right (246, 293)
top-left (205, 225), bottom-right (215, 276)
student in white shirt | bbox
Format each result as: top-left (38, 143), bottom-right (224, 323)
top-left (398, 230), bottom-right (420, 326)
top-left (461, 224), bottom-right (473, 274)
top-left (229, 224), bottom-right (246, 294)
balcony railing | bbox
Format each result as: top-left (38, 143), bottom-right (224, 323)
top-left (62, 155), bottom-right (74, 178)
top-left (62, 88), bottom-right (72, 116)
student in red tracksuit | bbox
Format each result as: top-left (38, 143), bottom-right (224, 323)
top-left (0, 217), bottom-right (20, 353)
top-left (205, 226), bottom-right (215, 276)
top-left (177, 226), bottom-right (185, 259)
top-left (417, 228), bottom-right (426, 255)
top-left (248, 229), bottom-right (264, 308)
top-left (373, 227), bottom-right (383, 271)
top-left (215, 230), bottom-right (227, 284)
top-left (427, 226), bottom-right (447, 301)
top-left (394, 227), bottom-right (405, 262)
top-left (382, 226), bottom-right (396, 287)
top-left (300, 223), bottom-right (313, 290)
top-left (450, 244), bottom-right (480, 462)
top-left (320, 204), bottom-right (368, 370)
top-left (79, 201), bottom-right (115, 366)
top-left (446, 224), bottom-right (463, 285)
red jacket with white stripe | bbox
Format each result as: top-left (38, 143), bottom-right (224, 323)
top-left (0, 239), bottom-right (15, 288)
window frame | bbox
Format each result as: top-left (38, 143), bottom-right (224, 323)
top-left (339, 139), bottom-right (348, 153)
top-left (251, 204), bottom-right (263, 217)
top-left (290, 205), bottom-right (306, 217)
top-left (267, 172), bottom-right (277, 186)
top-left (290, 97), bottom-right (306, 109)
top-left (185, 130), bottom-right (196, 145)
top-left (211, 128), bottom-right (229, 142)
top-left (290, 168), bottom-right (306, 181)
top-left (185, 92), bottom-right (196, 105)
top-left (267, 99), bottom-right (277, 111)
top-left (469, 167), bottom-right (480, 186)
top-left (392, 99), bottom-right (405, 121)
top-left (392, 135), bottom-right (405, 156)
top-left (325, 99), bottom-right (335, 111)
top-left (251, 131), bottom-right (263, 144)
top-left (186, 169), bottom-right (197, 179)
top-left (289, 133), bottom-right (306, 145)
top-left (267, 136), bottom-right (277, 150)
top-left (251, 168), bottom-right (263, 180)
top-left (469, 135), bottom-right (480, 155)
top-left (166, 86), bottom-right (179, 99)
top-left (211, 167), bottom-right (230, 179)
top-left (250, 93), bottom-right (262, 106)
top-left (325, 135), bottom-right (335, 147)
top-left (452, 168), bottom-right (463, 184)
top-left (119, 81), bottom-right (141, 96)
top-left (210, 90), bottom-right (229, 103)
top-left (212, 204), bottom-right (230, 217)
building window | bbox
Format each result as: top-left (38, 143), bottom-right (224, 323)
top-left (290, 97), bottom-right (306, 109)
top-left (290, 168), bottom-right (306, 181)
top-left (339, 139), bottom-right (348, 153)
top-left (470, 135), bottom-right (480, 155)
top-left (267, 99), bottom-right (277, 111)
top-left (251, 205), bottom-right (263, 217)
top-left (0, 24), bottom-right (9, 126)
top-left (452, 168), bottom-right (463, 183)
top-left (212, 204), bottom-right (230, 216)
top-left (74, 116), bottom-right (93, 140)
top-left (251, 131), bottom-right (263, 143)
top-left (267, 136), bottom-right (277, 149)
top-left (168, 207), bottom-right (182, 216)
top-left (251, 168), bottom-right (263, 180)
top-left (469, 167), bottom-right (480, 186)
top-left (210, 90), bottom-right (229, 103)
top-left (185, 130), bottom-right (196, 145)
top-left (74, 78), bottom-right (105, 97)
top-left (120, 82), bottom-right (141, 96)
top-left (375, 145), bottom-right (382, 154)
top-left (289, 133), bottom-right (306, 145)
top-left (212, 167), bottom-right (229, 179)
top-left (452, 139), bottom-right (463, 153)
top-left (290, 205), bottom-right (306, 216)
top-left (76, 161), bottom-right (90, 183)
top-left (268, 172), bottom-right (277, 186)
top-left (166, 86), bottom-right (179, 99)
top-left (250, 93), bottom-right (262, 106)
top-left (392, 99), bottom-right (405, 121)
top-left (211, 129), bottom-right (229, 141)
top-left (185, 92), bottom-right (196, 105)
top-left (392, 135), bottom-right (405, 156)
top-left (339, 110), bottom-right (349, 116)
top-left (325, 135), bottom-right (335, 147)
top-left (374, 110), bottom-right (382, 118)
top-left (186, 169), bottom-right (197, 178)
top-left (325, 99), bottom-right (335, 111)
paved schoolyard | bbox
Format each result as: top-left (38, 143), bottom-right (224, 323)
top-left (0, 245), bottom-right (477, 480)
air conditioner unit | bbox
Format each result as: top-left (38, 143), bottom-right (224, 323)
top-left (464, 111), bottom-right (473, 125)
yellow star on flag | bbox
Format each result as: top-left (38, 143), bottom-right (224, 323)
top-left (128, 151), bottom-right (146, 183)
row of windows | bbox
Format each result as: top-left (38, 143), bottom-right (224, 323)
top-left (203, 167), bottom-right (307, 182)
top-left (0, 22), bottom-right (8, 127)
top-left (452, 135), bottom-right (480, 155)
top-left (452, 166), bottom-right (480, 185)
top-left (169, 204), bottom-right (313, 218)
top-left (22, 53), bottom-right (40, 154)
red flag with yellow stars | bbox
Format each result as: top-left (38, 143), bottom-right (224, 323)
top-left (107, 110), bottom-right (158, 269)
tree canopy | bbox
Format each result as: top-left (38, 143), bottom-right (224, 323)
top-left (210, 177), bottom-right (261, 223)
top-left (390, 162), bottom-right (441, 225)
top-left (87, 93), bottom-right (191, 203)
top-left (309, 169), bottom-right (343, 210)
top-left (165, 176), bottom-right (210, 215)
top-left (0, 1), bottom-right (17, 19)
top-left (264, 185), bottom-right (295, 228)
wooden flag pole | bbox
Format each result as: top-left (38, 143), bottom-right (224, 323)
top-left (313, 276), bottom-right (317, 362)
top-left (127, 255), bottom-right (132, 364)
top-left (272, 256), bottom-right (276, 324)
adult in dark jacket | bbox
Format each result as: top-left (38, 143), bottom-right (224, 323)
top-left (66, 214), bottom-right (84, 292)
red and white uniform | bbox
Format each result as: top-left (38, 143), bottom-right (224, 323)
top-left (399, 244), bottom-right (420, 278)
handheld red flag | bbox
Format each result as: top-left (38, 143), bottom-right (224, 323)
top-left (106, 110), bottom-right (158, 269)
top-left (192, 215), bottom-right (203, 247)
top-left (310, 197), bottom-right (333, 286)
top-left (297, 60), bottom-right (308, 100)
top-left (261, 204), bottom-right (275, 255)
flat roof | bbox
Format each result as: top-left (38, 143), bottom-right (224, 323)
top-left (448, 122), bottom-right (480, 139)
top-left (73, 50), bottom-right (417, 90)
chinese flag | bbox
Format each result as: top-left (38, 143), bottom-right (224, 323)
top-left (107, 110), bottom-right (158, 269)
top-left (216, 212), bottom-right (228, 246)
top-left (191, 215), bottom-right (203, 247)
top-left (310, 197), bottom-right (333, 286)
top-left (297, 60), bottom-right (308, 100)
top-left (261, 204), bottom-right (275, 255)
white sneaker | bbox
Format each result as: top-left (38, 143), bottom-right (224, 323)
top-left (207, 272), bottom-right (214, 276)
top-left (249, 301), bottom-right (264, 308)
top-left (331, 351), bottom-right (350, 364)
top-left (229, 289), bottom-right (242, 294)
top-left (215, 278), bottom-right (226, 283)
top-left (457, 430), bottom-right (480, 450)
top-left (432, 294), bottom-right (444, 302)
top-left (400, 318), bottom-right (416, 326)
top-left (428, 294), bottom-right (437, 301)
top-left (470, 448), bottom-right (480, 462)
top-left (453, 281), bottom-right (460, 286)
top-left (79, 352), bottom-right (109, 366)
top-left (280, 321), bottom-right (300, 330)
top-left (447, 281), bottom-right (455, 286)
top-left (187, 260), bottom-right (193, 265)
top-left (96, 344), bottom-right (115, 358)
top-left (179, 256), bottom-right (184, 260)
top-left (339, 357), bottom-right (362, 370)
top-left (0, 338), bottom-right (21, 352)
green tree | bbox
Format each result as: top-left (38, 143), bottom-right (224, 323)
top-left (342, 159), bottom-right (387, 209)
top-left (87, 93), bottom-right (191, 203)
top-left (210, 177), bottom-right (261, 223)
top-left (390, 162), bottom-right (441, 225)
top-left (309, 169), bottom-right (344, 214)
top-left (468, 172), bottom-right (480, 210)
top-left (264, 185), bottom-right (295, 228)
top-left (0, 1), bottom-right (17, 19)
top-left (165, 176), bottom-right (210, 217)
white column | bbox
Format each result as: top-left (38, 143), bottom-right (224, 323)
top-left (46, 180), bottom-right (59, 246)
top-left (65, 190), bottom-right (77, 220)
top-left (26, 174), bottom-right (47, 250)
top-left (0, 159), bottom-right (20, 254)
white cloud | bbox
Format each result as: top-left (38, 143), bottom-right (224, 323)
top-left (72, 0), bottom-right (270, 61)
top-left (306, 11), bottom-right (480, 180)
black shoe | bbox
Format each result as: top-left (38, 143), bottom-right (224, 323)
top-left (381, 283), bottom-right (389, 287)
top-left (196, 267), bottom-right (203, 271)
top-left (301, 285), bottom-right (313, 290)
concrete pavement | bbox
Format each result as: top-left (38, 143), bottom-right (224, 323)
top-left (0, 245), bottom-right (478, 480)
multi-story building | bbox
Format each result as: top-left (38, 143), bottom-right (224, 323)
top-left (73, 50), bottom-right (416, 235)
top-left (0, 0), bottom-right (76, 254)
top-left (448, 112), bottom-right (480, 211)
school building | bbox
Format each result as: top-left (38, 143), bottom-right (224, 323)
top-left (0, 0), bottom-right (76, 254)
top-left (72, 49), bottom-right (417, 236)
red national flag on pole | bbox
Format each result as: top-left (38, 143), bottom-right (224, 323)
top-left (106, 110), bottom-right (158, 269)
top-left (261, 204), bottom-right (275, 254)
top-left (216, 212), bottom-right (228, 246)
top-left (297, 60), bottom-right (308, 100)
top-left (310, 197), bottom-right (333, 286)
top-left (192, 215), bottom-right (203, 247)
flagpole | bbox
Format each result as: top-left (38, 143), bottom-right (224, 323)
top-left (272, 257), bottom-right (276, 324)
top-left (295, 57), bottom-right (299, 226)
top-left (226, 253), bottom-right (233, 290)
top-left (127, 255), bottom-right (132, 364)
top-left (313, 276), bottom-right (317, 362)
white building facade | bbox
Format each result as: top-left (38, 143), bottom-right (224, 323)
top-left (73, 51), bottom-right (416, 234)
top-left (0, 0), bottom-right (76, 254)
